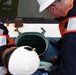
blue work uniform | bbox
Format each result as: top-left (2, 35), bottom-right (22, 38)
top-left (49, 0), bottom-right (76, 75)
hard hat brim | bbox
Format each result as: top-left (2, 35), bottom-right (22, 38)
top-left (39, 0), bottom-right (55, 12)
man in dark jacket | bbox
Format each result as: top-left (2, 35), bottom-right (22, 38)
top-left (37, 0), bottom-right (76, 75)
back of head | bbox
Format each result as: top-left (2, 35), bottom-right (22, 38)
top-left (8, 46), bottom-right (40, 75)
top-left (37, 0), bottom-right (55, 12)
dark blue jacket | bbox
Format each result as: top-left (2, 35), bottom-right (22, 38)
top-left (49, 0), bottom-right (76, 75)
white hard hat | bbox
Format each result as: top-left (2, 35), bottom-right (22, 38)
top-left (8, 46), bottom-right (40, 75)
top-left (37, 0), bottom-right (55, 12)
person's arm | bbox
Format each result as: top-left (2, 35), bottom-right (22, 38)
top-left (2, 47), bottom-right (17, 68)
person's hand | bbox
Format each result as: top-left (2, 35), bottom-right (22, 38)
top-left (50, 39), bottom-right (61, 50)
top-left (2, 47), bottom-right (17, 59)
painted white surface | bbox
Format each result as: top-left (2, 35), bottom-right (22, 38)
top-left (5, 23), bottom-right (61, 37)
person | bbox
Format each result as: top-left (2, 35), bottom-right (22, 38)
top-left (0, 21), bottom-right (40, 75)
top-left (4, 46), bottom-right (40, 75)
top-left (0, 21), bottom-right (15, 75)
top-left (37, 0), bottom-right (76, 75)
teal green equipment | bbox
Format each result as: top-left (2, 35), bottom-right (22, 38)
top-left (15, 32), bottom-right (48, 56)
